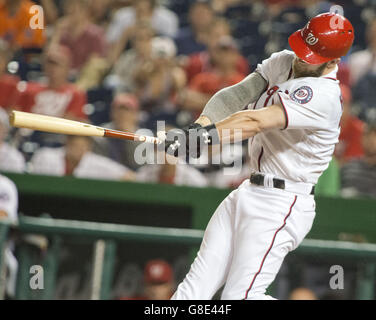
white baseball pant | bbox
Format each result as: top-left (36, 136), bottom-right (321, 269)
top-left (171, 179), bottom-right (316, 300)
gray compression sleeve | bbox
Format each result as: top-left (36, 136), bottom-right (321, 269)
top-left (201, 72), bottom-right (267, 123)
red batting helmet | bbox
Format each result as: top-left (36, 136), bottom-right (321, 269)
top-left (289, 13), bottom-right (354, 65)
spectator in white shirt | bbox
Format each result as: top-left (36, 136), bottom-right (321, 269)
top-left (348, 17), bottom-right (376, 85)
top-left (0, 109), bottom-right (25, 173)
top-left (106, 0), bottom-right (178, 43)
top-left (137, 152), bottom-right (207, 188)
top-left (30, 135), bottom-right (135, 181)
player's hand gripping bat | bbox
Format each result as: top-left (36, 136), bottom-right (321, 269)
top-left (9, 111), bottom-right (162, 144)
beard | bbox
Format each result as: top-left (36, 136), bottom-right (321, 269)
top-left (292, 59), bottom-right (328, 78)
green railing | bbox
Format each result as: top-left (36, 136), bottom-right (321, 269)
top-left (0, 216), bottom-right (375, 300)
top-left (2, 173), bottom-right (376, 243)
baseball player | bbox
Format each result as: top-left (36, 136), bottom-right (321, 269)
top-left (163, 13), bottom-right (354, 299)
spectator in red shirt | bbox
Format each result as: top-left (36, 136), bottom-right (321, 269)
top-left (180, 36), bottom-right (245, 116)
top-left (184, 17), bottom-right (250, 84)
top-left (0, 43), bottom-right (19, 110)
top-left (51, 0), bottom-right (108, 74)
top-left (335, 84), bottom-right (364, 166)
top-left (15, 44), bottom-right (87, 121)
top-left (337, 62), bottom-right (350, 88)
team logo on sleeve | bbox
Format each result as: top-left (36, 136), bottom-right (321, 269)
top-left (290, 86), bottom-right (313, 104)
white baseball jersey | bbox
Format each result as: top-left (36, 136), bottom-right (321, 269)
top-left (0, 143), bottom-right (26, 173)
top-left (172, 50), bottom-right (340, 300)
top-left (30, 147), bottom-right (131, 180)
top-left (250, 49), bottom-right (342, 184)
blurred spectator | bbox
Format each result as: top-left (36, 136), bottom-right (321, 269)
top-left (88, 0), bottom-right (113, 29)
top-left (110, 23), bottom-right (154, 93)
top-left (106, 0), bottom-right (178, 44)
top-left (137, 150), bottom-right (207, 187)
top-left (175, 1), bottom-right (214, 56)
top-left (51, 0), bottom-right (108, 74)
top-left (0, 173), bottom-right (19, 299)
top-left (336, 62), bottom-right (350, 88)
top-left (180, 36), bottom-right (245, 115)
top-left (38, 0), bottom-right (58, 26)
top-left (195, 143), bottom-right (248, 189)
top-left (30, 135), bottom-right (135, 181)
top-left (14, 44), bottom-right (87, 120)
top-left (335, 84), bottom-right (364, 166)
top-left (341, 122), bottom-right (376, 198)
top-left (119, 258), bottom-right (175, 300)
top-left (211, 0), bottom-right (244, 14)
top-left (0, 109), bottom-right (25, 173)
top-left (143, 259), bottom-right (175, 300)
top-left (133, 36), bottom-right (186, 113)
top-left (352, 70), bottom-right (376, 123)
top-left (289, 287), bottom-right (318, 300)
top-left (264, 0), bottom-right (302, 17)
top-left (0, 43), bottom-right (20, 110)
top-left (0, 0), bottom-right (46, 50)
top-left (349, 17), bottom-right (376, 123)
top-left (348, 17), bottom-right (376, 86)
top-left (184, 18), bottom-right (249, 84)
top-left (93, 93), bottom-right (144, 171)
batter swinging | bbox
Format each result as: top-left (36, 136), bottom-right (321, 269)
top-left (164, 13), bottom-right (354, 300)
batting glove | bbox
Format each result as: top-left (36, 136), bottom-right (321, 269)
top-left (164, 123), bottom-right (220, 158)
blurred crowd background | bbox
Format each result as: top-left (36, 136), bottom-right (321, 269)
top-left (0, 0), bottom-right (375, 196)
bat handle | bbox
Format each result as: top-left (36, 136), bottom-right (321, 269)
top-left (104, 129), bottom-right (162, 144)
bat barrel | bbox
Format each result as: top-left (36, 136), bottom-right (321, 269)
top-left (10, 111), bottom-right (105, 137)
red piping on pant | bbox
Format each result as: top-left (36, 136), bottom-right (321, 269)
top-left (244, 195), bottom-right (298, 299)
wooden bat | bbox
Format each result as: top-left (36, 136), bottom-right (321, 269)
top-left (9, 111), bottom-right (162, 144)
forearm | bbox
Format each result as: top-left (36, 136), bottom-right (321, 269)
top-left (108, 35), bottom-right (131, 65)
top-left (215, 105), bottom-right (286, 142)
top-left (215, 110), bottom-right (262, 142)
top-left (164, 104), bottom-right (285, 158)
top-left (200, 72), bottom-right (267, 123)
